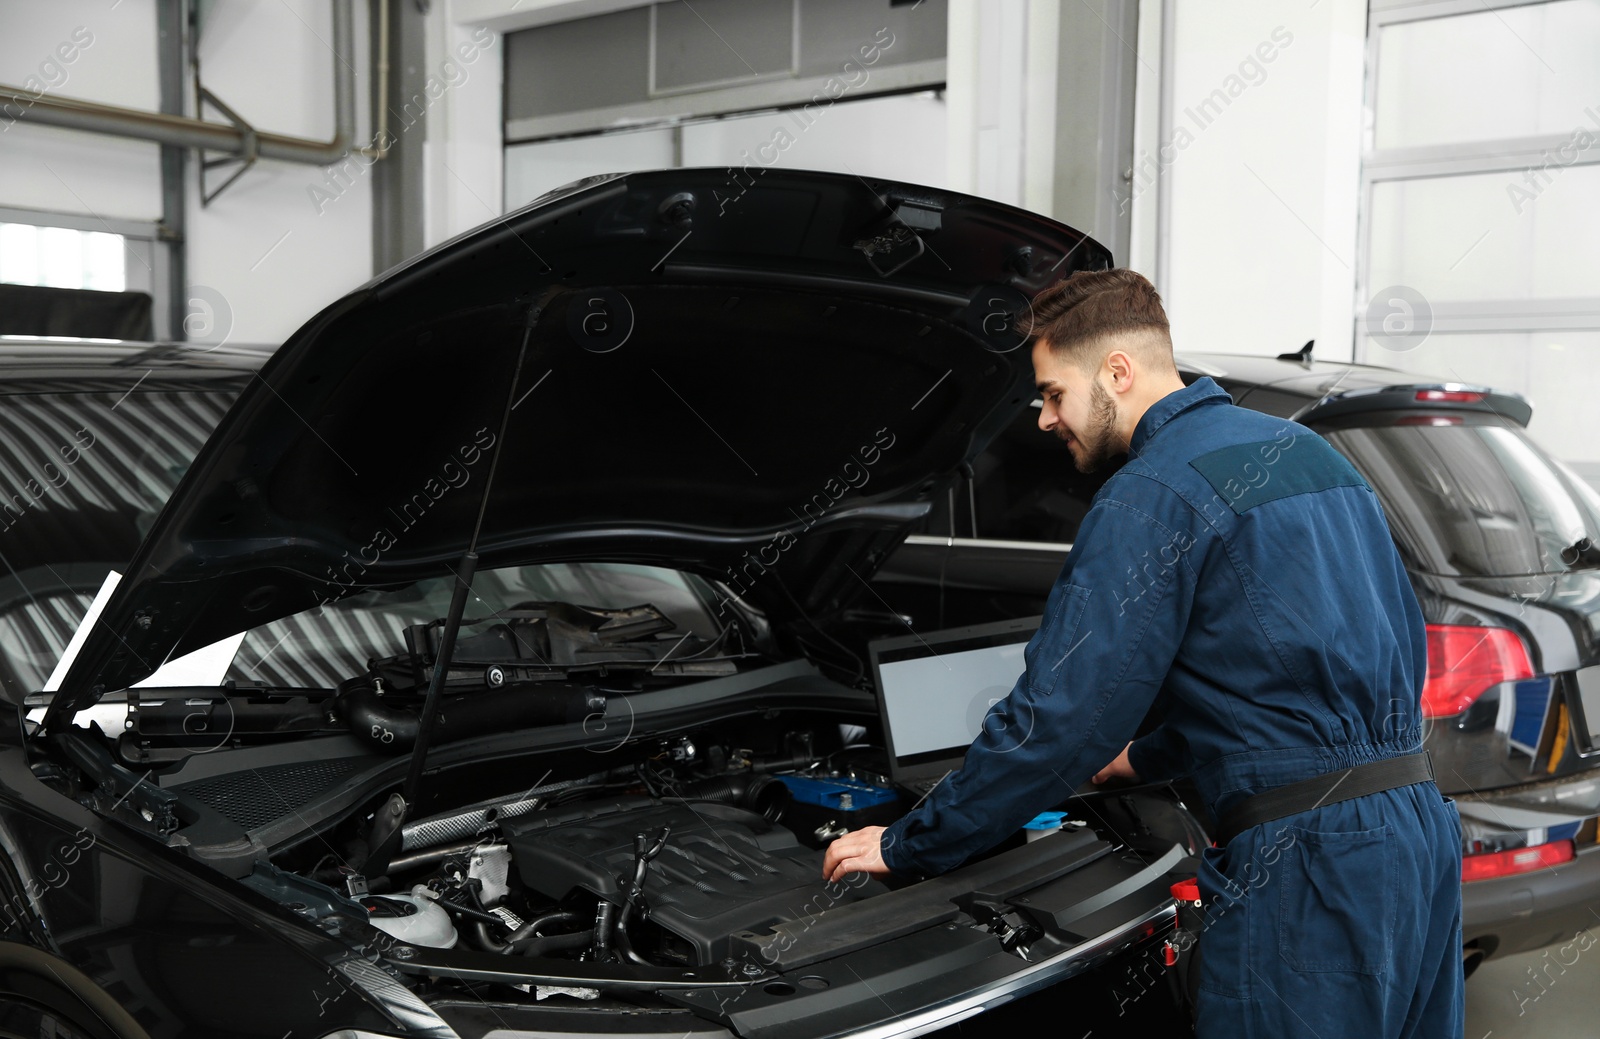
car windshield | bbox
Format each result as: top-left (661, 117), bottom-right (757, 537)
top-left (36, 554), bottom-right (731, 698)
top-left (1323, 418), bottom-right (1600, 577)
top-left (0, 386), bottom-right (734, 698)
top-left (0, 388), bottom-right (234, 698)
top-left (220, 561), bottom-right (729, 690)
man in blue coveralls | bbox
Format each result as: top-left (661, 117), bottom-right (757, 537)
top-left (822, 268), bottom-right (1464, 1037)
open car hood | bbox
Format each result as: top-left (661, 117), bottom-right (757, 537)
top-left (49, 168), bottom-right (1109, 717)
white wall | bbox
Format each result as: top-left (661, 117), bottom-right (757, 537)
top-left (4, 0), bottom-right (1376, 364)
top-left (0, 0), bottom-right (377, 347)
top-left (944, 0), bottom-right (1054, 211)
top-left (0, 1), bottom-right (163, 221)
top-left (0, 0), bottom-right (524, 344)
top-left (681, 91), bottom-right (948, 189)
top-left (1125, 0), bottom-right (1165, 282)
top-left (505, 127), bottom-right (676, 212)
top-left (1157, 0), bottom-right (1367, 360)
top-left (503, 88), bottom-right (947, 216)
top-left (424, 0), bottom-right (505, 252)
top-left (183, 0), bottom-right (375, 346)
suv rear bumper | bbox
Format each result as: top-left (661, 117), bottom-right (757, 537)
top-left (1462, 842), bottom-right (1600, 959)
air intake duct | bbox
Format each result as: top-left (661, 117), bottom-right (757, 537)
top-left (339, 682), bottom-right (605, 753)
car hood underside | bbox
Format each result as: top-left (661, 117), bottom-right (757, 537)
top-left (48, 168), bottom-right (1108, 718)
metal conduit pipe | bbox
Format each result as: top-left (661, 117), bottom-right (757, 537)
top-left (386, 839), bottom-right (485, 874)
top-left (0, 0), bottom-right (358, 166)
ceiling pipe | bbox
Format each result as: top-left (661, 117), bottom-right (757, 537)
top-left (0, 0), bottom-right (359, 167)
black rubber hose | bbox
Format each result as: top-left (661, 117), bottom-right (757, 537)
top-left (679, 772), bottom-right (789, 821)
top-left (610, 918), bottom-right (654, 966)
top-left (507, 909), bottom-right (591, 956)
top-left (592, 901), bottom-right (616, 961)
top-left (434, 897), bottom-right (504, 927)
top-left (340, 683), bottom-right (603, 753)
top-left (472, 920), bottom-right (512, 954)
top-left (517, 929), bottom-right (594, 958)
top-left (506, 910), bottom-right (583, 946)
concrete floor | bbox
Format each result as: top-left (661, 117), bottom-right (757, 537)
top-left (1465, 935), bottom-right (1600, 1038)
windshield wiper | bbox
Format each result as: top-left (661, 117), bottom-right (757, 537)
top-left (393, 602), bottom-right (740, 688)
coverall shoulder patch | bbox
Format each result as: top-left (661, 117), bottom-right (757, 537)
top-left (1189, 434), bottom-right (1368, 514)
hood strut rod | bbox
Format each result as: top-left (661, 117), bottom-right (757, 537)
top-left (403, 310), bottom-right (535, 806)
top-left (363, 308), bottom-right (535, 877)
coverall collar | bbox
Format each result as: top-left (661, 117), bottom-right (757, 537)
top-left (1128, 376), bottom-right (1231, 457)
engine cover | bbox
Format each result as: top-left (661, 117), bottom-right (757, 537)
top-left (503, 798), bottom-right (883, 965)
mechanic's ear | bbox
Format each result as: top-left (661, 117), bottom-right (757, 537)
top-left (1104, 349), bottom-right (1134, 391)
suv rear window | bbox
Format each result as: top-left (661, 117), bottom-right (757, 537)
top-left (1322, 417), bottom-right (1600, 577)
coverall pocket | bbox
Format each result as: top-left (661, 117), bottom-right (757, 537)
top-left (1022, 582), bottom-right (1090, 697)
top-left (1276, 823), bottom-right (1394, 975)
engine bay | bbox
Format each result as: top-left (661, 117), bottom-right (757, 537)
top-left (320, 734), bottom-right (913, 970)
top-left (503, 798), bottom-right (886, 965)
top-left (29, 591), bottom-right (1201, 1015)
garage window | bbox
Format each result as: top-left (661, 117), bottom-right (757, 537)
top-left (1360, 0), bottom-right (1600, 490)
top-left (0, 222), bottom-right (127, 293)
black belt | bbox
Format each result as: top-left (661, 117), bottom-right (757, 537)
top-left (1213, 751), bottom-right (1436, 846)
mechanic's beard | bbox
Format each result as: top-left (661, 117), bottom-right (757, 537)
top-left (1064, 378), bottom-right (1121, 474)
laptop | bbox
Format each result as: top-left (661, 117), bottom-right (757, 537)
top-left (868, 616), bottom-right (1041, 798)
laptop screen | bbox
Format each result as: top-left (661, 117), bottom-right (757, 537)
top-left (870, 616), bottom-right (1040, 780)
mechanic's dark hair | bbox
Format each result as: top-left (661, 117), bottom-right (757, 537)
top-left (1029, 268), bottom-right (1176, 374)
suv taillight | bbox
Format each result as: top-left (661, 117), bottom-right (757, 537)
top-left (1421, 624), bottom-right (1534, 718)
top-left (1462, 840), bottom-right (1574, 882)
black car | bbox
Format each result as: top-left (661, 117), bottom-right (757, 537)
top-left (874, 346), bottom-right (1600, 976)
top-left (0, 171), bottom-right (1202, 1037)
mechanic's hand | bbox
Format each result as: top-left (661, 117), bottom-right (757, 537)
top-left (1091, 741), bottom-right (1139, 785)
top-left (822, 825), bottom-right (891, 883)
